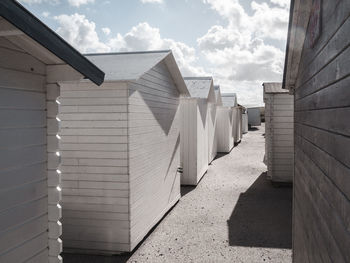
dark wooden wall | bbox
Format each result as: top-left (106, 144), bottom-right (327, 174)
top-left (293, 1), bottom-right (350, 262)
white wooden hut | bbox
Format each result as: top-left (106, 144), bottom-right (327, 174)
top-left (216, 107), bottom-right (234, 153)
top-left (221, 93), bottom-right (242, 143)
top-left (0, 1), bottom-right (104, 262)
top-left (214, 85), bottom-right (223, 106)
top-left (247, 107), bottom-right (261, 126)
top-left (59, 50), bottom-right (189, 253)
top-left (242, 108), bottom-right (248, 134)
top-left (221, 92), bottom-right (237, 108)
top-left (263, 83), bottom-right (294, 183)
top-left (181, 77), bottom-right (215, 185)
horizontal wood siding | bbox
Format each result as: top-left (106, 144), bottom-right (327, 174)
top-left (216, 107), bottom-right (234, 153)
top-left (128, 62), bottom-right (181, 250)
top-left (180, 99), bottom-right (209, 185)
top-left (0, 41), bottom-right (48, 262)
top-left (293, 1), bottom-right (350, 262)
top-left (264, 93), bottom-right (294, 183)
top-left (208, 103), bottom-right (217, 163)
top-left (59, 82), bottom-right (130, 253)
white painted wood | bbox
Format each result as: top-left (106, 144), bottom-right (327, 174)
top-left (59, 57), bottom-right (184, 253)
top-left (242, 112), bottom-right (248, 134)
top-left (263, 83), bottom-right (294, 183)
top-left (216, 107), bottom-right (234, 153)
top-left (208, 102), bottom-right (217, 163)
top-left (180, 98), bottom-right (209, 185)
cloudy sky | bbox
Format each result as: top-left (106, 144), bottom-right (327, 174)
top-left (19, 0), bottom-right (290, 106)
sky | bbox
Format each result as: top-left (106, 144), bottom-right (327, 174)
top-left (18, 0), bottom-right (290, 107)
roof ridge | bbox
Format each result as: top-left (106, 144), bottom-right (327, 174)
top-left (84, 50), bottom-right (171, 56)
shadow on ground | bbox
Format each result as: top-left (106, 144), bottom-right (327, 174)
top-left (248, 127), bottom-right (259, 131)
top-left (62, 252), bottom-right (131, 263)
top-left (227, 173), bottom-right (292, 249)
top-left (181, 185), bottom-right (196, 197)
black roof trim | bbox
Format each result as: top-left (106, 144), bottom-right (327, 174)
top-left (85, 50), bottom-right (171, 56)
top-left (0, 0), bottom-right (105, 85)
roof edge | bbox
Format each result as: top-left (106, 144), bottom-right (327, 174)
top-left (85, 50), bottom-right (171, 57)
top-left (0, 0), bottom-right (105, 85)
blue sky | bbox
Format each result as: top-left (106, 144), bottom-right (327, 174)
top-left (19, 0), bottom-right (290, 106)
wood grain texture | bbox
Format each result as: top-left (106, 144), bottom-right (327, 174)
top-left (292, 2), bottom-right (350, 262)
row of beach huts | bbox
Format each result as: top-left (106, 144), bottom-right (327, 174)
top-left (0, 2), bottom-right (260, 262)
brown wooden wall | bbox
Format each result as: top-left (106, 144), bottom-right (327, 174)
top-left (293, 1), bottom-right (350, 262)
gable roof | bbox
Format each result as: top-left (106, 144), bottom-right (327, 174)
top-left (183, 77), bottom-right (213, 99)
top-left (221, 93), bottom-right (238, 107)
top-left (85, 50), bottom-right (189, 95)
top-left (0, 0), bottom-right (104, 85)
top-left (263, 82), bottom-right (287, 94)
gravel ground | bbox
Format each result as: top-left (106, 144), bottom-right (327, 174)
top-left (64, 124), bottom-right (292, 263)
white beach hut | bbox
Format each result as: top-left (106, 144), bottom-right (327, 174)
top-left (59, 50), bottom-right (189, 253)
top-left (181, 77), bottom-right (216, 185)
top-left (242, 108), bottom-right (248, 134)
top-left (247, 107), bottom-right (261, 127)
top-left (214, 85), bottom-right (223, 106)
top-left (221, 93), bottom-right (242, 143)
top-left (0, 1), bottom-right (104, 262)
top-left (263, 82), bottom-right (294, 183)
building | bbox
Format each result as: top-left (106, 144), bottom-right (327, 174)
top-left (59, 50), bottom-right (189, 253)
top-left (283, 0), bottom-right (350, 261)
top-left (263, 82), bottom-right (293, 183)
top-left (181, 77), bottom-right (216, 185)
top-left (0, 1), bottom-right (104, 262)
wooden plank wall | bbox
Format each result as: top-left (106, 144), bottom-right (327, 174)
top-left (242, 112), bottom-right (248, 134)
top-left (293, 1), bottom-right (350, 262)
top-left (208, 102), bottom-right (217, 163)
top-left (180, 99), bottom-right (209, 185)
top-left (0, 38), bottom-right (49, 262)
top-left (264, 93), bottom-right (293, 183)
top-left (59, 82), bottom-right (130, 253)
top-left (128, 61), bottom-right (181, 250)
top-left (216, 107), bottom-right (234, 153)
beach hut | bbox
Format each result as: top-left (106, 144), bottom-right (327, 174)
top-left (214, 85), bottom-right (223, 106)
top-left (247, 107), bottom-right (261, 127)
top-left (59, 50), bottom-right (189, 253)
top-left (242, 108), bottom-right (248, 134)
top-left (221, 93), bottom-right (241, 143)
top-left (283, 0), bottom-right (350, 260)
top-left (263, 82), bottom-right (294, 183)
top-left (221, 93), bottom-right (237, 108)
top-left (0, 1), bottom-right (104, 262)
top-left (181, 77), bottom-right (215, 185)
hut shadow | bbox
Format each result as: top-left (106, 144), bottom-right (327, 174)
top-left (62, 252), bottom-right (131, 263)
top-left (128, 86), bottom-right (178, 136)
top-left (181, 185), bottom-right (195, 197)
top-left (227, 173), bottom-right (292, 249)
top-left (213, 152), bottom-right (229, 161)
top-left (248, 127), bottom-right (259, 131)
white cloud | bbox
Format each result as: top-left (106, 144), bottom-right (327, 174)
top-left (198, 0), bottom-right (289, 106)
top-left (42, 11), bottom-right (50, 17)
top-left (19, 0), bottom-right (59, 4)
top-left (270, 0), bottom-right (289, 8)
top-left (108, 22), bottom-right (206, 76)
top-left (140, 0), bottom-right (163, 3)
top-left (102, 27), bottom-right (111, 36)
top-left (67, 0), bottom-right (94, 7)
top-left (54, 13), bottom-right (110, 53)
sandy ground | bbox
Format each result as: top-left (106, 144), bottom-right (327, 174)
top-left (64, 124), bottom-right (292, 263)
